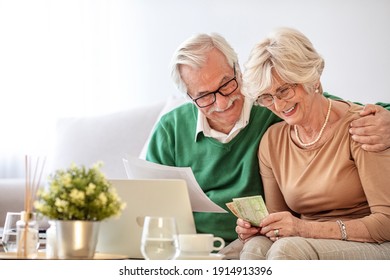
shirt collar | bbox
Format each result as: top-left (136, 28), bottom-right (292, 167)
top-left (195, 96), bottom-right (253, 143)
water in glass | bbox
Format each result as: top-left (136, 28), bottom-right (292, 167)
top-left (140, 216), bottom-right (179, 260)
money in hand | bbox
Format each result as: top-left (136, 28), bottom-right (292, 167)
top-left (226, 195), bottom-right (269, 226)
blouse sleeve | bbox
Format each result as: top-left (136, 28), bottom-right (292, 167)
top-left (258, 129), bottom-right (292, 214)
top-left (351, 140), bottom-right (390, 242)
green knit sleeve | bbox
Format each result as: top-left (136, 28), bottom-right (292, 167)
top-left (374, 102), bottom-right (390, 111)
top-left (145, 119), bottom-right (176, 166)
top-left (324, 92), bottom-right (390, 111)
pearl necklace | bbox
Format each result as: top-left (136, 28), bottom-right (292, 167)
top-left (294, 98), bottom-right (332, 147)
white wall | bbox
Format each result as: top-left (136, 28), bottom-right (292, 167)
top-left (1, 0), bottom-right (389, 114)
top-left (127, 0), bottom-right (390, 105)
top-left (1, 0), bottom-right (389, 177)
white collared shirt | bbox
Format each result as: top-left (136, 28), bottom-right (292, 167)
top-left (195, 96), bottom-right (253, 143)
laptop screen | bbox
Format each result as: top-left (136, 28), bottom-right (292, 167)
top-left (95, 179), bottom-right (196, 259)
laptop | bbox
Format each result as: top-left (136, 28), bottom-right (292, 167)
top-left (95, 179), bottom-right (196, 259)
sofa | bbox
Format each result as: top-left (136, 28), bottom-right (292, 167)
top-left (0, 96), bottom-right (188, 227)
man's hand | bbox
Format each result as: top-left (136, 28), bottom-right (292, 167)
top-left (349, 104), bottom-right (390, 152)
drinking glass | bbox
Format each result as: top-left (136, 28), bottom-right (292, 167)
top-left (140, 216), bottom-right (180, 260)
top-left (1, 212), bottom-right (21, 252)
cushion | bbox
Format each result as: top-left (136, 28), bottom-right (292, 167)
top-left (47, 102), bottom-right (165, 179)
top-left (0, 179), bottom-right (25, 226)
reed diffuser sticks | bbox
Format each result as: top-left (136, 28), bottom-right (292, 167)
top-left (25, 156), bottom-right (46, 214)
top-left (17, 155), bottom-right (46, 258)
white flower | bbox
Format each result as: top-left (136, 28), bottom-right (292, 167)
top-left (34, 201), bottom-right (44, 211)
top-left (70, 189), bottom-right (85, 204)
top-left (70, 163), bottom-right (78, 171)
top-left (55, 198), bottom-right (69, 212)
top-left (61, 173), bottom-right (72, 188)
top-left (35, 162), bottom-right (125, 221)
top-left (98, 193), bottom-right (107, 205)
top-left (92, 161), bottom-right (104, 170)
top-left (86, 183), bottom-right (96, 195)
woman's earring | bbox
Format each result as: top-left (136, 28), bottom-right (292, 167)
top-left (315, 88), bottom-right (319, 93)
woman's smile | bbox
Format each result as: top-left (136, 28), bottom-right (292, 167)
top-left (282, 103), bottom-right (298, 117)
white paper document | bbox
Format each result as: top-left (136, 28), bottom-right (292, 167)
top-left (122, 156), bottom-right (227, 213)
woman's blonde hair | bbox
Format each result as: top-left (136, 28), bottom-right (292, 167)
top-left (243, 27), bottom-right (324, 99)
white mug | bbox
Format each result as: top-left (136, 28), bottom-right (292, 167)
top-left (178, 234), bottom-right (225, 256)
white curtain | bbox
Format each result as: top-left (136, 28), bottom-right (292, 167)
top-left (0, 0), bottom-right (138, 178)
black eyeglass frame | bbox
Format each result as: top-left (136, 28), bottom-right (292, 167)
top-left (256, 83), bottom-right (298, 107)
top-left (187, 63), bottom-right (238, 108)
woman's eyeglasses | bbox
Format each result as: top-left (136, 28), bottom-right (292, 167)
top-left (256, 83), bottom-right (298, 107)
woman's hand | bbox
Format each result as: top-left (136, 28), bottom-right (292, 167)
top-left (235, 218), bottom-right (261, 243)
top-left (259, 211), bottom-right (304, 241)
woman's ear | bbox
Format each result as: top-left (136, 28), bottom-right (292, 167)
top-left (314, 81), bottom-right (322, 93)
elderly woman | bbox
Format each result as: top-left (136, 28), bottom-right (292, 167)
top-left (236, 27), bottom-right (390, 259)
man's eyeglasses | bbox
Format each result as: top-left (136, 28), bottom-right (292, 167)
top-left (187, 64), bottom-right (238, 108)
top-left (256, 83), bottom-right (298, 107)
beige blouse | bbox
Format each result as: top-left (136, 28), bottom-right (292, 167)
top-left (259, 102), bottom-right (390, 242)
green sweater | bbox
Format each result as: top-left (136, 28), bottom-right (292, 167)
top-left (146, 103), bottom-right (281, 242)
top-left (146, 95), bottom-right (390, 243)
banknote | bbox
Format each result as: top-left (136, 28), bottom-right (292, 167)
top-left (226, 195), bottom-right (268, 226)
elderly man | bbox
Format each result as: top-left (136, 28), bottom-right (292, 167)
top-left (146, 33), bottom-right (390, 258)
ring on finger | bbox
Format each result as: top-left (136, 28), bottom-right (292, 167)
top-left (274, 229), bottom-right (279, 237)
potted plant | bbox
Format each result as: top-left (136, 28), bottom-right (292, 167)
top-left (34, 161), bottom-right (126, 259)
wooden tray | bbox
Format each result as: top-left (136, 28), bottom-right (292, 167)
top-left (0, 251), bottom-right (129, 260)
